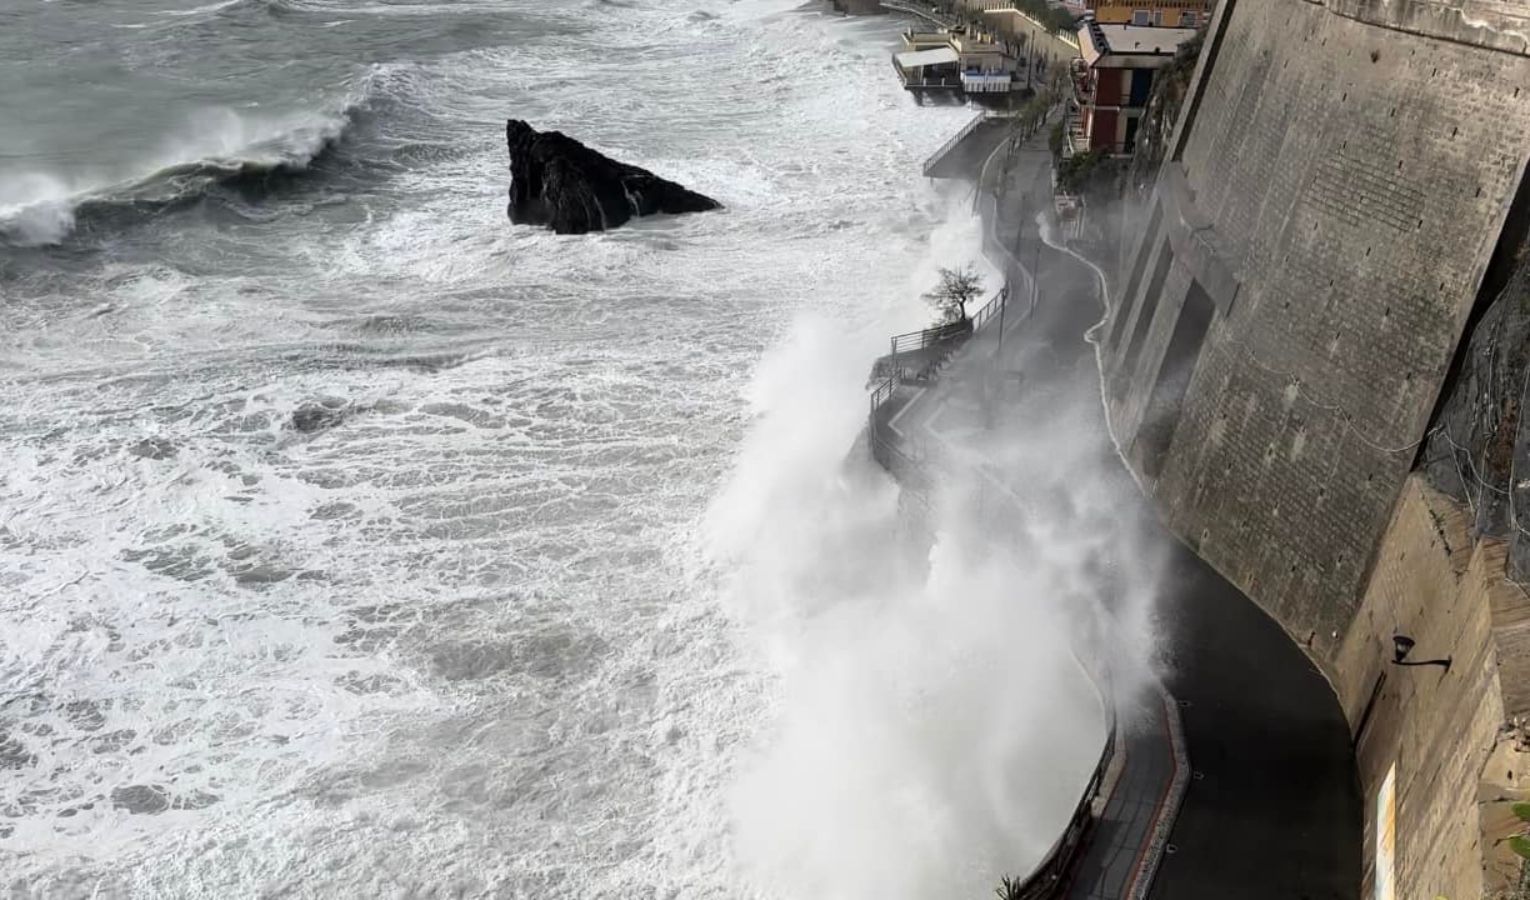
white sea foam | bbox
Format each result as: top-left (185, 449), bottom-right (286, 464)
top-left (702, 255), bottom-right (1126, 899)
top-left (0, 171), bottom-right (79, 245)
top-left (0, 2), bottom-right (1119, 897)
top-left (0, 103), bottom-right (358, 247)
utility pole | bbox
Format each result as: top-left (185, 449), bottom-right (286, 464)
top-left (1001, 189), bottom-right (1025, 357)
top-left (1030, 195), bottom-right (1041, 320)
top-left (996, 276), bottom-right (1008, 356)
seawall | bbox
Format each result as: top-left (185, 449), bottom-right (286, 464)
top-left (1100, 0), bottom-right (1530, 895)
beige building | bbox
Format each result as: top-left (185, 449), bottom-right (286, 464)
top-left (1086, 0), bottom-right (1212, 27)
top-left (892, 24), bottom-right (1023, 94)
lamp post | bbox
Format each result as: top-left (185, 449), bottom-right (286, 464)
top-left (1031, 206), bottom-right (1041, 320)
top-left (1391, 635), bottom-right (1451, 672)
top-left (996, 280), bottom-right (1008, 356)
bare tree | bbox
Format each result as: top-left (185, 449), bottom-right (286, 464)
top-left (924, 264), bottom-right (985, 325)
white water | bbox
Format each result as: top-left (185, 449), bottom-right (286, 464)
top-left (0, 3), bottom-right (1138, 898)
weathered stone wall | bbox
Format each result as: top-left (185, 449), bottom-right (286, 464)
top-left (1333, 476), bottom-right (1530, 899)
top-left (1100, 0), bottom-right (1530, 666)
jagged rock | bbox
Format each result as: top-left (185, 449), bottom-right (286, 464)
top-left (504, 120), bottom-right (720, 235)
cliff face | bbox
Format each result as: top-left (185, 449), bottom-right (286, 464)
top-left (505, 120), bottom-right (720, 235)
top-left (1420, 240), bottom-right (1530, 579)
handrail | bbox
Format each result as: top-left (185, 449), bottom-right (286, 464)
top-left (890, 318), bottom-right (971, 354)
top-left (866, 379), bottom-right (1117, 900)
top-left (863, 130), bottom-right (1120, 896)
top-left (870, 285), bottom-right (1009, 413)
top-left (1008, 654), bottom-right (1116, 899)
top-left (880, 0), bottom-right (957, 28)
top-left (922, 111), bottom-right (991, 176)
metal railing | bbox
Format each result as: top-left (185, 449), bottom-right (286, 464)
top-left (890, 317), bottom-right (972, 355)
top-left (868, 286), bottom-right (1008, 419)
top-left (1010, 712), bottom-right (1116, 899)
top-left (861, 142), bottom-right (1122, 895)
top-left (880, 0), bottom-right (958, 28)
top-left (866, 384), bottom-right (1119, 900)
top-left (922, 111), bottom-right (991, 175)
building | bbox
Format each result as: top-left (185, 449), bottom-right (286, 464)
top-left (1065, 20), bottom-right (1196, 155)
top-left (1085, 0), bottom-right (1212, 28)
top-left (891, 25), bottom-right (1023, 96)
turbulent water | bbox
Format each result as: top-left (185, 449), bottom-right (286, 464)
top-left (0, 1), bottom-right (1108, 897)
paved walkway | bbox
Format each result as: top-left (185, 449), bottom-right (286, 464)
top-left (1065, 692), bottom-right (1179, 900)
top-left (924, 118), bottom-right (1012, 180)
top-left (873, 122), bottom-right (1361, 898)
top-left (880, 131), bottom-right (1188, 899)
top-left (904, 353), bottom-right (1188, 900)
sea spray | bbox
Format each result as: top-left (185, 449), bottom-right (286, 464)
top-left (707, 319), bottom-right (1115, 899)
top-left (0, 1), bottom-right (1016, 895)
top-left (709, 199), bottom-right (1167, 900)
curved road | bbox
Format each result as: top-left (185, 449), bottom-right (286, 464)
top-left (978, 143), bottom-right (1362, 898)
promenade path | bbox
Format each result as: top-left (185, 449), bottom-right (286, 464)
top-left (877, 127), bottom-right (1361, 897)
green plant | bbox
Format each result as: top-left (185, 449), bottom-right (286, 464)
top-left (1007, 0), bottom-right (1078, 33)
top-left (1509, 802), bottom-right (1530, 860)
top-left (1056, 147), bottom-right (1107, 192)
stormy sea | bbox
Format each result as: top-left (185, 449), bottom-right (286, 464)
top-left (0, 1), bottom-right (1107, 897)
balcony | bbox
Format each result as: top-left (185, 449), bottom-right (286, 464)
top-left (1063, 103), bottom-right (1088, 157)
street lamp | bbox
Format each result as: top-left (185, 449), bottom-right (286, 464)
top-left (1391, 634), bottom-right (1451, 671)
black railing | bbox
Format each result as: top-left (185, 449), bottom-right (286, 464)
top-left (1009, 717), bottom-right (1116, 899)
top-left (868, 286), bottom-right (1008, 419)
top-left (890, 317), bottom-right (972, 355)
top-left (863, 219), bottom-right (1120, 900)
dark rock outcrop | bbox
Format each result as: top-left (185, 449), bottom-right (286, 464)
top-left (505, 120), bottom-right (720, 235)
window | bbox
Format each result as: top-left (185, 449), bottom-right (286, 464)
top-left (1181, 11), bottom-right (1197, 26)
top-left (1131, 9), bottom-right (1151, 25)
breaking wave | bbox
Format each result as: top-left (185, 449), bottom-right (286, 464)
top-left (0, 104), bottom-right (359, 247)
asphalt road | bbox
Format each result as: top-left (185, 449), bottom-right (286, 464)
top-left (1147, 545), bottom-right (1361, 900)
top-left (980, 144), bottom-right (1363, 899)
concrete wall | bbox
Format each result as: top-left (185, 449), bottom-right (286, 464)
top-left (1334, 476), bottom-right (1530, 899)
top-left (1095, 0), bottom-right (1530, 893)
top-left (1100, 0), bottom-right (1530, 667)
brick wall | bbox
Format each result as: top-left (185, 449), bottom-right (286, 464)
top-left (1102, 0), bottom-right (1530, 665)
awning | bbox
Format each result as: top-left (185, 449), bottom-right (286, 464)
top-left (895, 47), bottom-right (959, 69)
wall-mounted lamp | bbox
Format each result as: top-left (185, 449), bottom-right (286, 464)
top-left (1391, 634), bottom-right (1451, 672)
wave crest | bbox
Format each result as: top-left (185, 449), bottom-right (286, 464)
top-left (0, 105), bottom-right (356, 247)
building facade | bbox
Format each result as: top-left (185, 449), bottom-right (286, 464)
top-left (892, 25), bottom-right (1022, 94)
top-left (1067, 20), bottom-right (1196, 155)
top-left (1086, 0), bottom-right (1212, 28)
